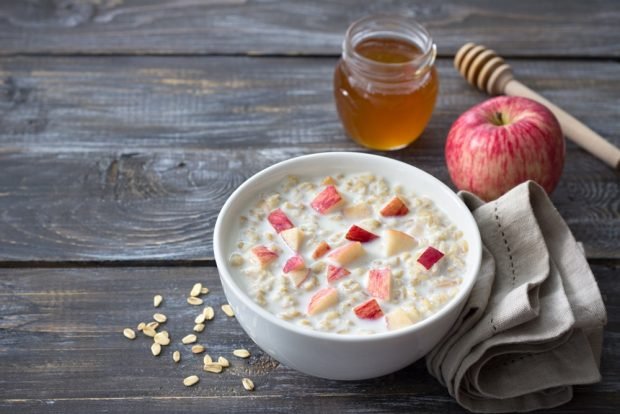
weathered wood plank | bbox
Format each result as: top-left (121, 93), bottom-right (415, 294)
top-left (0, 57), bottom-right (618, 261)
top-left (0, 0), bottom-right (618, 57)
top-left (0, 148), bottom-right (617, 262)
top-left (0, 264), bottom-right (617, 413)
top-left (1, 57), bottom-right (618, 152)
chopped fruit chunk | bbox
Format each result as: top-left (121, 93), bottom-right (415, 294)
top-left (384, 229), bottom-right (417, 256)
top-left (267, 208), bottom-right (294, 233)
top-left (380, 196), bottom-right (409, 217)
top-left (310, 185), bottom-right (343, 214)
top-left (343, 203), bottom-right (371, 219)
top-left (326, 265), bottom-right (351, 283)
top-left (403, 306), bottom-right (421, 322)
top-left (328, 241), bottom-right (365, 266)
top-left (288, 269), bottom-right (310, 287)
top-left (283, 254), bottom-right (305, 273)
top-left (367, 268), bottom-right (392, 300)
top-left (250, 245), bottom-right (279, 268)
top-left (281, 227), bottom-right (304, 252)
top-left (386, 307), bottom-right (414, 330)
top-left (353, 299), bottom-right (384, 320)
top-left (311, 241), bottom-right (331, 259)
top-left (322, 176), bottom-right (336, 185)
top-left (307, 287), bottom-right (338, 315)
top-left (345, 225), bottom-right (379, 243)
top-left (417, 246), bottom-right (445, 270)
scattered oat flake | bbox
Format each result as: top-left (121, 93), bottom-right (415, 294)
top-left (193, 323), bottom-right (205, 332)
top-left (201, 287), bottom-right (210, 295)
top-left (154, 332), bottom-right (171, 346)
top-left (203, 306), bottom-right (215, 320)
top-left (221, 304), bottom-right (235, 317)
top-left (217, 356), bottom-right (229, 367)
top-left (233, 349), bottom-right (250, 358)
top-left (151, 343), bottom-right (162, 356)
top-left (136, 322), bottom-right (145, 331)
top-left (190, 283), bottom-right (202, 297)
top-left (146, 321), bottom-right (159, 330)
top-left (153, 295), bottom-right (163, 307)
top-left (153, 313), bottom-right (167, 323)
top-left (203, 354), bottom-right (213, 364)
top-left (195, 313), bottom-right (206, 324)
top-left (203, 363), bottom-right (223, 373)
top-left (242, 378), bottom-right (255, 391)
top-left (173, 351), bottom-right (181, 363)
top-left (187, 297), bottom-right (203, 305)
top-left (142, 327), bottom-right (156, 337)
top-left (123, 328), bottom-right (136, 340)
top-left (182, 334), bottom-right (197, 344)
top-left (192, 345), bottom-right (205, 354)
top-left (183, 375), bottom-right (199, 387)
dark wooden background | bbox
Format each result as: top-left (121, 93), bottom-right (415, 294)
top-left (0, 1), bottom-right (618, 413)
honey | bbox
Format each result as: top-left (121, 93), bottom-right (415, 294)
top-left (334, 17), bottom-right (438, 150)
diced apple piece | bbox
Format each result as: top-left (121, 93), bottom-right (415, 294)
top-left (380, 196), bottom-right (409, 217)
top-left (307, 287), bottom-right (338, 315)
top-left (403, 305), bottom-right (421, 323)
top-left (310, 185), bottom-right (343, 214)
top-left (322, 176), bottom-right (336, 185)
top-left (281, 227), bottom-right (304, 252)
top-left (345, 225), bottom-right (379, 243)
top-left (367, 268), bottom-right (392, 300)
top-left (328, 241), bottom-right (365, 266)
top-left (353, 299), bottom-right (384, 320)
top-left (311, 241), bottom-right (331, 259)
top-left (384, 229), bottom-right (417, 256)
top-left (288, 269), bottom-right (310, 287)
top-left (343, 203), bottom-right (371, 219)
top-left (283, 254), bottom-right (305, 273)
top-left (386, 307), bottom-right (414, 330)
top-left (417, 246), bottom-right (445, 270)
top-left (267, 208), bottom-right (294, 233)
top-left (326, 264), bottom-right (351, 283)
top-left (250, 245), bottom-right (279, 268)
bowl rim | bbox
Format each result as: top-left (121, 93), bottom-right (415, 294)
top-left (214, 151), bottom-right (482, 343)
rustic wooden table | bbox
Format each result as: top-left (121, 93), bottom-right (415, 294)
top-left (0, 1), bottom-right (618, 413)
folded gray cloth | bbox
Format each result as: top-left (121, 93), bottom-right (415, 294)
top-left (426, 181), bottom-right (607, 413)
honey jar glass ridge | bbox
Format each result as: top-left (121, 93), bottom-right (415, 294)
top-left (334, 15), bottom-right (438, 150)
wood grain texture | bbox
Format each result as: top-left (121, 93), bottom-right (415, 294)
top-left (0, 0), bottom-right (619, 57)
top-left (0, 148), bottom-right (617, 262)
top-left (0, 264), bottom-right (617, 413)
top-left (1, 57), bottom-right (618, 151)
top-left (0, 57), bottom-right (618, 261)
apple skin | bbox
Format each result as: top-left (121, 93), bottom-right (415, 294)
top-left (445, 96), bottom-right (565, 201)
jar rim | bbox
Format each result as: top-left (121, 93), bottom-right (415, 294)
top-left (343, 14), bottom-right (435, 70)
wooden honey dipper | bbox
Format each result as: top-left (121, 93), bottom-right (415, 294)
top-left (455, 43), bottom-right (620, 170)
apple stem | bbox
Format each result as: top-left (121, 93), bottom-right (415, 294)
top-left (495, 112), bottom-right (504, 125)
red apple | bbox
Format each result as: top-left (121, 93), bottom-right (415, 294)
top-left (445, 96), bottom-right (564, 201)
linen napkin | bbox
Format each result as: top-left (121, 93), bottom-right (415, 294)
top-left (426, 181), bottom-right (607, 413)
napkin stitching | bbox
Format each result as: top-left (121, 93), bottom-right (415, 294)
top-left (493, 202), bottom-right (517, 288)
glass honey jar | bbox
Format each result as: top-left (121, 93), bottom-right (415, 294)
top-left (334, 16), bottom-right (438, 150)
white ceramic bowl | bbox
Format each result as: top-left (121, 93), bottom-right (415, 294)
top-left (214, 152), bottom-right (481, 380)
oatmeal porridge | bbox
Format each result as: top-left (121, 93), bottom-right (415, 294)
top-left (227, 172), bottom-right (468, 335)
